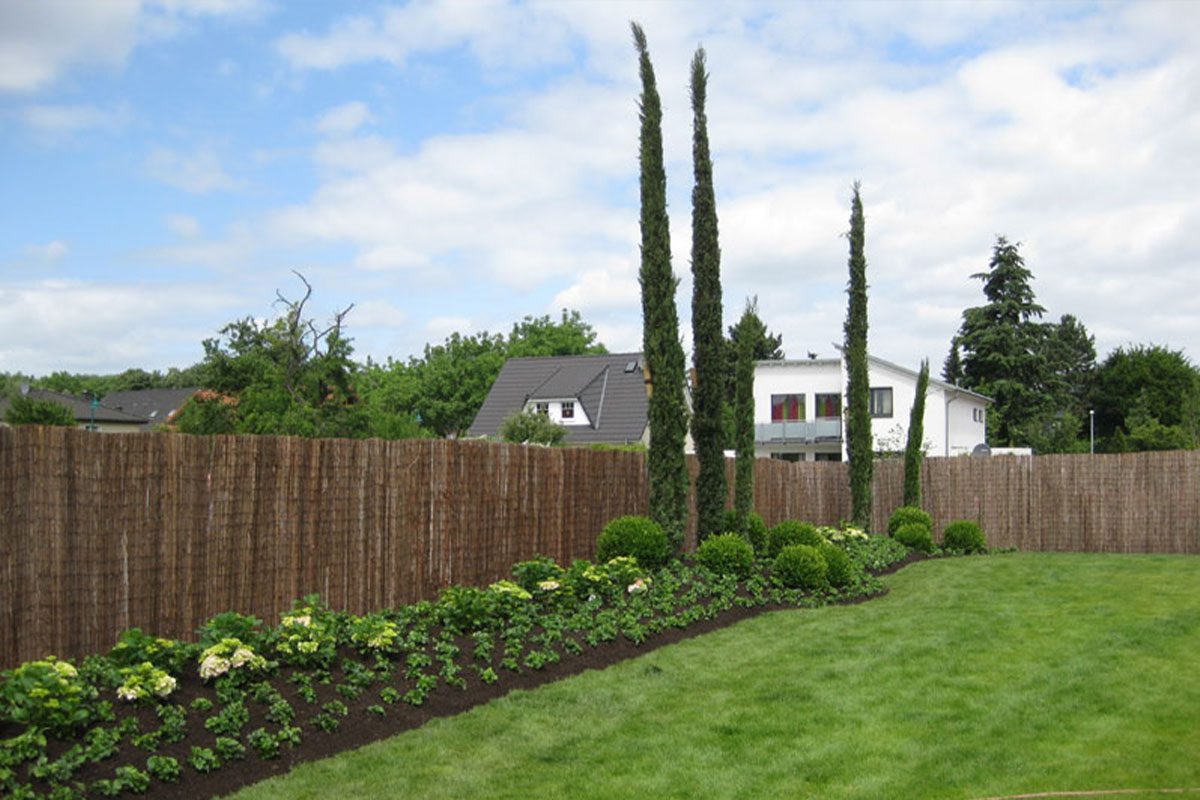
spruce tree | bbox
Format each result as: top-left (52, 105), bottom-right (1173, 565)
top-left (956, 237), bottom-right (1049, 446)
top-left (733, 301), bottom-right (758, 531)
top-left (844, 183), bottom-right (873, 529)
top-left (632, 22), bottom-right (689, 551)
top-left (689, 46), bottom-right (726, 543)
top-left (903, 359), bottom-right (930, 507)
top-left (942, 339), bottom-right (963, 385)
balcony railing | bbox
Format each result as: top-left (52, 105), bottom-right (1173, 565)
top-left (755, 417), bottom-right (842, 444)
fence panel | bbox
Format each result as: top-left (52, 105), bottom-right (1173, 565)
top-left (1, 426), bottom-right (1197, 667)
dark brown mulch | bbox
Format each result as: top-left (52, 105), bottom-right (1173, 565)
top-left (15, 555), bottom-right (926, 800)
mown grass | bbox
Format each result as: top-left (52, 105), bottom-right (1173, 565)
top-left (227, 553), bottom-right (1200, 799)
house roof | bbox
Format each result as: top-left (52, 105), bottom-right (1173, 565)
top-left (469, 352), bottom-right (649, 444)
top-left (0, 387), bottom-right (148, 424)
top-left (102, 388), bottom-right (199, 424)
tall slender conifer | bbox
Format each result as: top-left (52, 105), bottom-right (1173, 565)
top-left (689, 46), bottom-right (726, 542)
top-left (733, 301), bottom-right (757, 529)
top-left (903, 359), bottom-right (930, 507)
top-left (844, 182), bottom-right (873, 529)
top-left (632, 22), bottom-right (689, 551)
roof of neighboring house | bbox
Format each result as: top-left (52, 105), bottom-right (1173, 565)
top-left (0, 387), bottom-right (148, 424)
top-left (469, 352), bottom-right (649, 444)
top-left (102, 388), bottom-right (199, 425)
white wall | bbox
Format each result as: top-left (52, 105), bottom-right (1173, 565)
top-left (753, 358), bottom-right (990, 459)
top-left (525, 398), bottom-right (591, 427)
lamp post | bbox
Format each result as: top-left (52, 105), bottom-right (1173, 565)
top-left (1089, 409), bottom-right (1094, 455)
top-left (89, 394), bottom-right (99, 432)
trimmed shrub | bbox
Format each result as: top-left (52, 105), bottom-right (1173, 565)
top-left (894, 522), bottom-right (933, 553)
top-left (745, 512), bottom-right (768, 555)
top-left (596, 516), bottom-right (670, 571)
top-left (772, 544), bottom-right (828, 589)
top-left (942, 520), bottom-right (987, 553)
top-left (819, 542), bottom-right (855, 588)
top-left (767, 520), bottom-right (824, 558)
top-left (696, 533), bottom-right (756, 579)
top-left (887, 506), bottom-right (932, 537)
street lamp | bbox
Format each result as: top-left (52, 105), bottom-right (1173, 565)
top-left (1089, 409), bottom-right (1094, 455)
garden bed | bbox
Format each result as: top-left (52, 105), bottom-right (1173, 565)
top-left (2, 534), bottom-right (922, 800)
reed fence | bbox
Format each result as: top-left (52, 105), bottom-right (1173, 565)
top-left (1, 426), bottom-right (1197, 667)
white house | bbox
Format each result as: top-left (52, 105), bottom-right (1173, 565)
top-left (754, 351), bottom-right (991, 462)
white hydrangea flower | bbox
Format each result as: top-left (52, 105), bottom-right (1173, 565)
top-left (199, 655), bottom-right (230, 679)
top-left (154, 674), bottom-right (177, 697)
top-left (117, 685), bottom-right (142, 702)
top-left (537, 580), bottom-right (561, 591)
top-left (230, 647), bottom-right (255, 667)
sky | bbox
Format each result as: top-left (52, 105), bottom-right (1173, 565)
top-left (1, 0), bottom-right (1198, 379)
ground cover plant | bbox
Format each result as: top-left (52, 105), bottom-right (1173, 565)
top-left (0, 518), bottom-right (911, 800)
top-left (226, 554), bottom-right (1200, 800)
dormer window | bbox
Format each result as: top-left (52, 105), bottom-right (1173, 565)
top-left (561, 401), bottom-right (575, 420)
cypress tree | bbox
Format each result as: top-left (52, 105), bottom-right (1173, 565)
top-left (844, 182), bottom-right (873, 529)
top-left (733, 301), bottom-right (757, 530)
top-left (903, 359), bottom-right (930, 507)
top-left (632, 22), bottom-right (689, 552)
top-left (942, 338), bottom-right (963, 385)
top-left (689, 46), bottom-right (726, 543)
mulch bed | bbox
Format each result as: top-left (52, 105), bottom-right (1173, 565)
top-left (10, 554), bottom-right (928, 800)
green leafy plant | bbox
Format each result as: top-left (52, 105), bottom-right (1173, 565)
top-left (512, 556), bottom-right (565, 594)
top-left (773, 545), bottom-right (828, 589)
top-left (204, 699), bottom-right (248, 738)
top-left (197, 638), bottom-right (267, 682)
top-left (214, 736), bottom-right (246, 762)
top-left (596, 515), bottom-right (670, 570)
top-left (888, 506), bottom-right (933, 537)
top-left (187, 747), bottom-right (220, 774)
top-left (347, 613), bottom-right (400, 655)
top-left (696, 533), bottom-right (756, 579)
top-left (744, 512), bottom-right (768, 554)
top-left (189, 697), bottom-right (213, 713)
top-left (272, 597), bottom-right (338, 668)
top-left (767, 520), bottom-right (825, 558)
top-left (156, 704), bottom-right (187, 743)
top-left (943, 520), bottom-right (987, 553)
top-left (196, 611), bottom-right (266, 650)
top-left (247, 727), bottom-right (280, 760)
top-left (895, 523), bottom-right (934, 553)
top-left (146, 754), bottom-right (180, 783)
top-left (108, 629), bottom-right (197, 675)
top-left (115, 661), bottom-right (177, 703)
top-left (0, 657), bottom-right (96, 736)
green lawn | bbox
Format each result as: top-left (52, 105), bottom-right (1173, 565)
top-left (227, 553), bottom-right (1200, 800)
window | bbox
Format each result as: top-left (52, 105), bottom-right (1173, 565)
top-left (869, 387), bottom-right (893, 418)
top-left (973, 407), bottom-right (985, 423)
top-left (534, 402), bottom-right (549, 416)
top-left (561, 401), bottom-right (574, 420)
top-left (814, 452), bottom-right (842, 462)
top-left (815, 393), bottom-right (841, 418)
top-left (771, 452), bottom-right (802, 462)
top-left (771, 394), bottom-right (804, 422)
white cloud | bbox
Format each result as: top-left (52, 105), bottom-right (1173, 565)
top-left (315, 101), bottom-right (373, 136)
top-left (166, 214), bottom-right (201, 238)
top-left (24, 241), bottom-right (69, 261)
top-left (0, 0), bottom-right (267, 93)
top-left (0, 280), bottom-right (237, 374)
top-left (18, 103), bottom-right (129, 136)
top-left (275, 1), bottom-right (574, 72)
top-left (144, 146), bottom-right (244, 194)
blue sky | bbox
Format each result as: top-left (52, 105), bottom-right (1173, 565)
top-left (2, 0), bottom-right (1197, 377)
